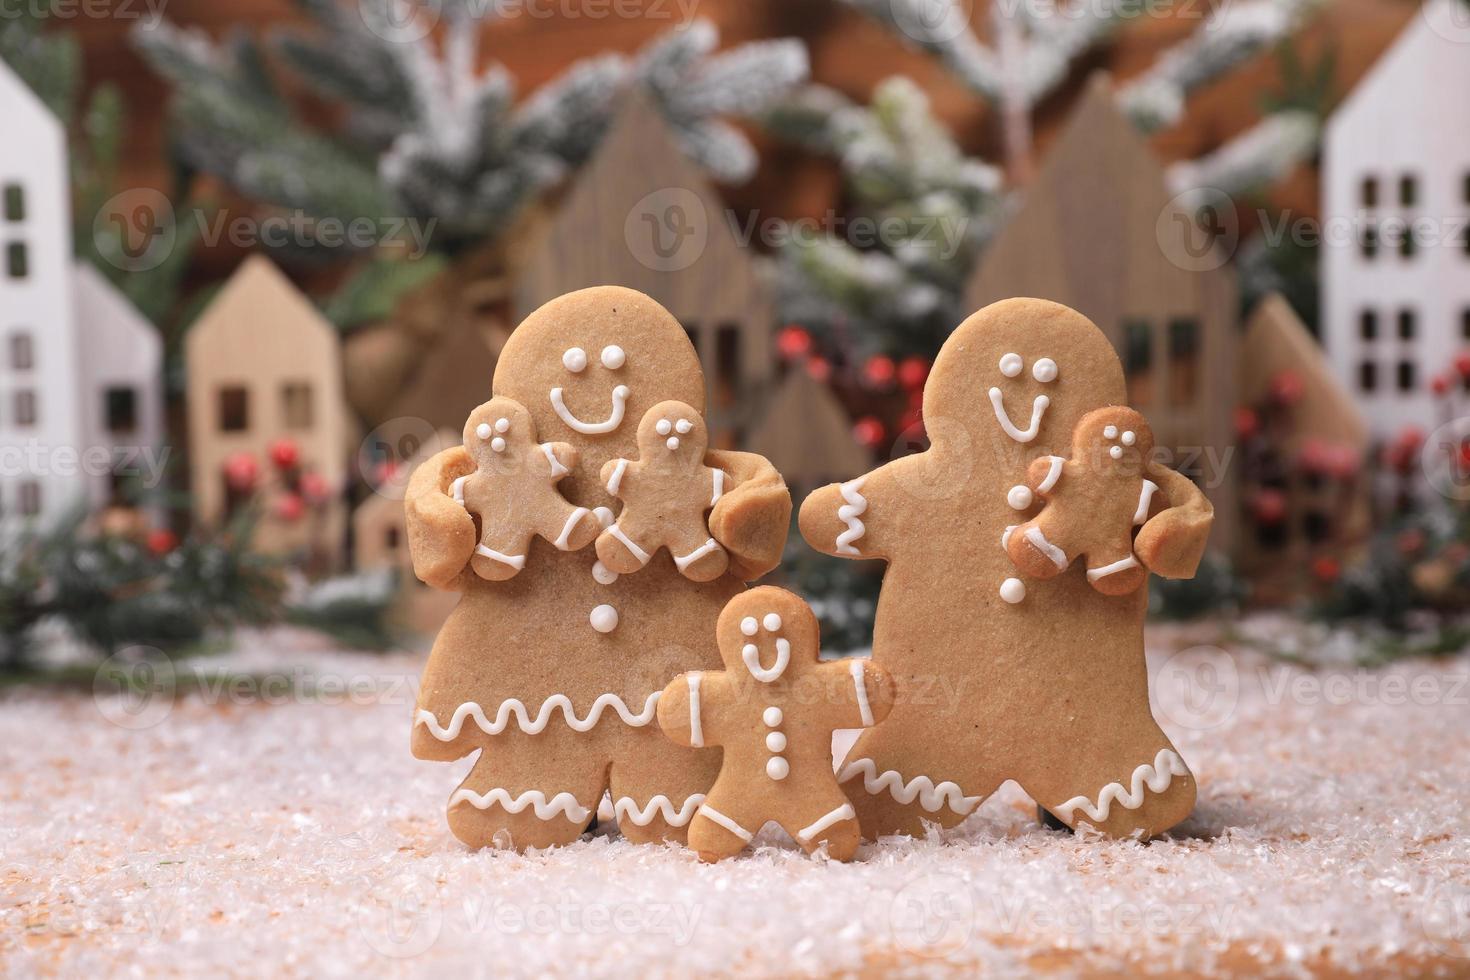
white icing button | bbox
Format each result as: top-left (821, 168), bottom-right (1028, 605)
top-left (491, 437), bottom-right (506, 453)
top-left (763, 706), bottom-right (783, 726)
top-left (999, 352), bottom-right (1023, 377)
top-left (601, 345), bottom-right (626, 369)
top-left (763, 613), bottom-right (782, 632)
top-left (495, 417), bottom-right (510, 433)
top-left (766, 732), bottom-right (787, 752)
top-left (475, 422), bottom-right (492, 440)
top-left (741, 617), bottom-right (759, 637)
top-left (656, 418), bottom-right (672, 436)
top-left (1122, 431), bottom-right (1136, 446)
top-left (675, 419), bottom-right (692, 434)
top-left (1104, 425), bottom-right (1118, 439)
top-left (1000, 578), bottom-right (1026, 604)
top-left (593, 507), bottom-right (615, 528)
top-left (590, 604), bottom-right (619, 633)
top-left (1110, 446), bottom-right (1123, 460)
top-left (592, 561), bottom-right (618, 585)
top-left (1031, 358), bottom-right (1058, 383)
top-left (563, 347), bottom-right (587, 372)
top-left (1007, 485), bottom-right (1033, 510)
top-left (666, 437), bottom-right (680, 451)
top-left (766, 757), bottom-right (790, 780)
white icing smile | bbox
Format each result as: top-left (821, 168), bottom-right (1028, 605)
top-left (550, 384), bottom-right (630, 434)
top-left (988, 387), bottom-right (1050, 444)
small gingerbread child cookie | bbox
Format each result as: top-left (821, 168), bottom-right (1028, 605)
top-left (1005, 407), bottom-right (1160, 596)
top-left (596, 400), bottom-right (730, 582)
top-left (452, 396), bottom-right (601, 581)
top-left (657, 587), bottom-right (895, 862)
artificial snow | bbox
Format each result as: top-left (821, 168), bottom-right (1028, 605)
top-left (3, 627), bottom-right (1468, 976)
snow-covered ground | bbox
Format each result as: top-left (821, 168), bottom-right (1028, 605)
top-left (2, 626), bottom-right (1469, 977)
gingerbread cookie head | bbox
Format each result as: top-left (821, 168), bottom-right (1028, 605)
top-left (462, 397), bottom-right (537, 472)
top-left (1073, 407), bottom-right (1154, 476)
top-left (717, 586), bottom-right (821, 685)
top-left (636, 400), bottom-right (709, 468)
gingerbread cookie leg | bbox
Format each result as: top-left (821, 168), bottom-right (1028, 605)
top-left (537, 501), bottom-right (601, 555)
top-left (445, 749), bottom-right (604, 850)
top-left (836, 727), bottom-right (992, 839)
top-left (668, 525), bottom-right (727, 583)
top-left (606, 726), bottom-right (721, 845)
top-left (1083, 545), bottom-right (1148, 597)
top-left (596, 513), bottom-right (656, 574)
top-left (787, 788), bottom-right (861, 861)
top-left (688, 784), bottom-right (765, 862)
top-left (1027, 735), bottom-right (1196, 839)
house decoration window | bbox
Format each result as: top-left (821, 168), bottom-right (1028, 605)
top-left (1359, 310), bottom-right (1377, 341)
top-left (1359, 361), bottom-right (1377, 392)
top-left (1399, 173), bottom-right (1418, 208)
top-left (19, 481), bottom-right (41, 516)
top-left (1361, 176), bottom-right (1378, 208)
top-left (106, 387), bottom-right (138, 433)
top-left (3, 184), bottom-right (23, 222)
top-left (1122, 317), bottom-right (1153, 407)
top-left (15, 389), bottom-right (36, 426)
top-left (1167, 317), bottom-right (1199, 408)
top-left (1398, 309), bottom-right (1417, 340)
top-left (6, 242), bottom-right (27, 278)
top-left (1397, 360), bottom-right (1416, 392)
top-left (282, 382), bottom-right (314, 430)
top-left (10, 332), bottom-right (32, 369)
top-left (219, 386), bottom-right (249, 432)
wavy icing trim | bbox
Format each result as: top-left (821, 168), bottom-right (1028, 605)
top-left (416, 692), bottom-right (661, 740)
top-left (448, 787), bottom-right (590, 823)
top-left (838, 758), bottom-right (983, 815)
top-left (612, 794), bottom-right (706, 827)
top-left (1053, 749), bottom-right (1189, 824)
top-left (834, 477), bottom-right (868, 555)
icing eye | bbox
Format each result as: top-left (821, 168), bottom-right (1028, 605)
top-left (495, 418), bottom-right (510, 433)
top-left (656, 419), bottom-right (673, 436)
top-left (601, 345), bottom-right (626, 369)
top-left (740, 616), bottom-right (759, 636)
top-left (999, 353), bottom-right (1023, 378)
top-left (491, 437), bottom-right (506, 453)
top-left (1122, 431), bottom-right (1136, 446)
top-left (675, 419), bottom-right (692, 434)
top-left (475, 423), bottom-right (492, 440)
top-left (1032, 358), bottom-right (1058, 383)
top-left (1104, 425), bottom-right (1118, 439)
top-left (563, 347), bottom-right (588, 372)
top-left (763, 613), bottom-right (782, 632)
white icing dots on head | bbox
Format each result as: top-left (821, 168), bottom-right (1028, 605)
top-left (475, 422), bottom-right (492, 440)
top-left (999, 352), bottom-right (1023, 378)
top-left (600, 345), bottom-right (626, 369)
top-left (675, 419), bottom-right (692, 434)
top-left (656, 419), bottom-right (673, 436)
top-left (763, 706), bottom-right (783, 726)
top-left (592, 561), bottom-right (618, 585)
top-left (766, 757), bottom-right (790, 780)
top-left (563, 347), bottom-right (588, 372)
top-left (1031, 358), bottom-right (1058, 383)
top-left (1110, 446), bottom-right (1124, 460)
top-left (666, 437), bottom-right (680, 451)
top-left (1122, 431), bottom-right (1136, 446)
top-left (765, 732), bottom-right (787, 752)
top-left (763, 613), bottom-right (782, 632)
top-left (1007, 485), bottom-right (1033, 510)
top-left (590, 604), bottom-right (619, 633)
top-left (1104, 425), bottom-right (1118, 439)
top-left (495, 417), bottom-right (510, 433)
top-left (741, 616), bottom-right (759, 637)
top-left (999, 578), bottom-right (1026, 604)
top-left (491, 437), bottom-right (506, 453)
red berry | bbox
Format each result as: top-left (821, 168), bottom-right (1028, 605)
top-left (1234, 406), bottom-right (1259, 440)
top-left (1311, 556), bottom-right (1340, 583)
top-left (1455, 353), bottom-right (1470, 379)
top-left (1270, 370), bottom-right (1304, 405)
top-left (300, 472), bottom-right (332, 503)
top-left (863, 355), bottom-right (897, 389)
top-left (268, 438), bottom-right (300, 470)
top-left (146, 528), bottom-right (178, 556)
top-left (853, 416), bottom-right (886, 449)
top-left (223, 452), bottom-right (259, 491)
top-left (274, 493), bottom-right (305, 522)
top-left (897, 357), bottom-right (930, 391)
top-left (805, 357), bottom-right (831, 383)
top-left (1431, 374), bottom-right (1452, 396)
top-left (776, 325), bottom-right (813, 360)
top-left (1251, 488), bottom-right (1288, 525)
top-left (1396, 529), bottom-right (1426, 555)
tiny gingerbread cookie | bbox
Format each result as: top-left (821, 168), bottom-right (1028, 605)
top-left (1005, 407), bottom-right (1158, 597)
top-left (451, 397), bottom-right (602, 581)
top-left (657, 587), bottom-right (895, 862)
top-left (595, 401), bottom-right (730, 582)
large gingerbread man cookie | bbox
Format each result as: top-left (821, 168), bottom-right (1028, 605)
top-left (657, 587), bottom-right (894, 862)
top-left (405, 287), bottom-right (791, 852)
top-left (799, 298), bottom-right (1213, 840)
top-left (452, 397), bottom-right (600, 581)
top-left (596, 401), bottom-right (729, 582)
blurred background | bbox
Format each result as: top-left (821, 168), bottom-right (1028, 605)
top-left (2, 0), bottom-right (1468, 672)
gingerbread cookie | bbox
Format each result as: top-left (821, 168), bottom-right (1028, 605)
top-left (405, 286), bottom-right (792, 852)
top-left (596, 401), bottom-right (729, 583)
top-left (1004, 407), bottom-right (1158, 596)
top-left (451, 397), bottom-right (601, 581)
top-left (657, 587), bottom-right (894, 862)
top-left (799, 298), bottom-right (1214, 840)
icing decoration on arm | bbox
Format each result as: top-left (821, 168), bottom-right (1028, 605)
top-left (674, 538), bottom-right (721, 572)
top-left (988, 387), bottom-right (1050, 444)
top-left (834, 477), bottom-right (868, 555)
top-left (448, 787), bottom-right (590, 823)
top-left (606, 458), bottom-right (629, 495)
top-left (1053, 749), bottom-right (1189, 824)
top-left (605, 524), bottom-right (651, 566)
top-left (850, 660), bottom-right (874, 727)
top-left (1086, 555), bottom-right (1140, 582)
top-left (550, 384), bottom-right (630, 435)
top-left (697, 804), bottom-right (754, 843)
top-left (415, 691), bottom-right (661, 740)
top-left (1024, 526), bottom-right (1068, 570)
top-left (837, 758), bottom-right (983, 815)
top-left (450, 475), bottom-right (468, 506)
top-left (796, 803), bottom-right (856, 843)
top-left (540, 443), bottom-right (569, 477)
top-left (553, 507), bottom-right (593, 550)
top-left (612, 794), bottom-right (705, 828)
top-left (1134, 479), bottom-right (1159, 525)
top-left (686, 671), bottom-right (704, 747)
top-left (1037, 456), bottom-right (1066, 493)
top-left (475, 545), bottom-right (526, 570)
top-left (711, 469), bottom-right (725, 507)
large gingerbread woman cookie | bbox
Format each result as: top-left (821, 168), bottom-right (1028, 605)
top-left (406, 287), bottom-right (791, 852)
top-left (657, 587), bottom-right (894, 862)
top-left (799, 298), bottom-right (1213, 840)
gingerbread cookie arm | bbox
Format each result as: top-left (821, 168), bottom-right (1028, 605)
top-left (1025, 454), bottom-right (1074, 500)
top-left (818, 659), bottom-right (896, 730)
top-left (1134, 464), bottom-right (1214, 579)
top-left (534, 441), bottom-right (579, 480)
top-left (657, 671), bottom-right (732, 749)
top-left (600, 456), bottom-right (637, 499)
top-left (705, 449), bottom-right (791, 582)
top-left (798, 459), bottom-right (908, 561)
top-left (405, 446), bottom-right (478, 591)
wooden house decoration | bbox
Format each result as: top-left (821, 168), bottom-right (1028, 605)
top-left (513, 91), bottom-right (775, 449)
top-left (0, 58), bottom-right (83, 533)
top-left (186, 255), bottom-right (351, 562)
top-left (746, 368), bottom-right (870, 496)
top-left (1321, 0), bottom-right (1470, 443)
top-left (73, 262), bottom-right (164, 514)
top-left (1237, 293), bottom-right (1371, 591)
top-left (965, 74), bottom-right (1239, 542)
